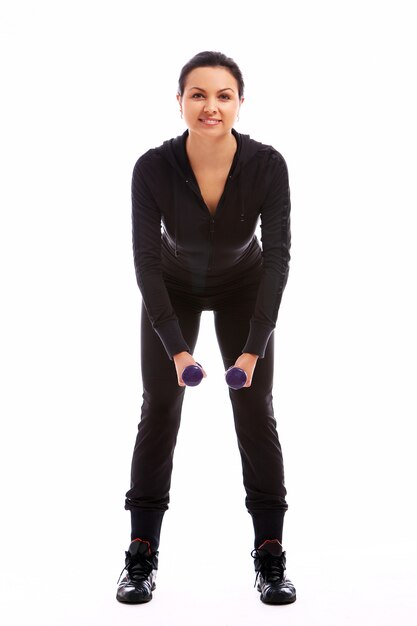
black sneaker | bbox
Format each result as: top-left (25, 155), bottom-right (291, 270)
top-left (251, 539), bottom-right (296, 605)
top-left (116, 538), bottom-right (158, 604)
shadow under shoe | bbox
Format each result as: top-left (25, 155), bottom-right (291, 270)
top-left (251, 539), bottom-right (296, 605)
top-left (116, 538), bottom-right (159, 604)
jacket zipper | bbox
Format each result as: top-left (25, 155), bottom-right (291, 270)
top-left (208, 217), bottom-right (215, 271)
top-left (185, 175), bottom-right (232, 272)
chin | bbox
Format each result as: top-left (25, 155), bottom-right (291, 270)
top-left (190, 123), bottom-right (232, 136)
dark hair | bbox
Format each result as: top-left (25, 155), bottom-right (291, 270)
top-left (178, 51), bottom-right (244, 99)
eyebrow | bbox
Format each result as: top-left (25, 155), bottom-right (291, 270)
top-left (188, 87), bottom-right (235, 93)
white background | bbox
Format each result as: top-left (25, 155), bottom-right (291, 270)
top-left (1, 1), bottom-right (416, 624)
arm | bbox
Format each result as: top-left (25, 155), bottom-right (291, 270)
top-left (132, 155), bottom-right (190, 359)
top-left (241, 152), bottom-right (291, 359)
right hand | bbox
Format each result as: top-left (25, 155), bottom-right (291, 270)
top-left (172, 351), bottom-right (207, 387)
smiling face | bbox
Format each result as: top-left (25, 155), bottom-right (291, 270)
top-left (177, 66), bottom-right (243, 138)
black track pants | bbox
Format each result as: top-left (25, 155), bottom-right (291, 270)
top-left (125, 277), bottom-right (289, 550)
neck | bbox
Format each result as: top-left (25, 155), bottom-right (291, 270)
top-left (186, 129), bottom-right (237, 161)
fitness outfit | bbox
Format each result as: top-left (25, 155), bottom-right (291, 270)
top-left (124, 128), bottom-right (292, 552)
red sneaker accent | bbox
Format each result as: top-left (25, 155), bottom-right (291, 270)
top-left (258, 539), bottom-right (283, 552)
top-left (131, 537), bottom-right (151, 555)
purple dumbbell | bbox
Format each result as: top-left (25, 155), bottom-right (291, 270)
top-left (182, 362), bottom-right (204, 387)
top-left (225, 366), bottom-right (247, 390)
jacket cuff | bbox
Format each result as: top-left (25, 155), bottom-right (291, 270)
top-left (241, 320), bottom-right (275, 359)
top-left (153, 319), bottom-right (190, 360)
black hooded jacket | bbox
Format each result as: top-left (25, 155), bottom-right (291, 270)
top-left (131, 128), bottom-right (291, 360)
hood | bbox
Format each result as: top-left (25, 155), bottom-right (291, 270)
top-left (156, 128), bottom-right (266, 182)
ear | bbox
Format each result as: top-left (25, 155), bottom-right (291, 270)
top-left (176, 93), bottom-right (182, 105)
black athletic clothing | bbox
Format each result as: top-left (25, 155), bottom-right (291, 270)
top-left (132, 128), bottom-right (291, 359)
top-left (125, 282), bottom-right (288, 550)
top-left (125, 129), bottom-right (291, 550)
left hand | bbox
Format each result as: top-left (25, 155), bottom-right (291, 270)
top-left (233, 352), bottom-right (259, 388)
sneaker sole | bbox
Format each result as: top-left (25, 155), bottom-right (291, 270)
top-left (116, 593), bottom-right (153, 604)
top-left (260, 593), bottom-right (296, 605)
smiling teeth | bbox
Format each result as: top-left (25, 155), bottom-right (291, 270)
top-left (201, 119), bottom-right (220, 124)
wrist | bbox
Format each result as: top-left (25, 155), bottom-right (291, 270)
top-left (242, 352), bottom-right (259, 359)
top-left (173, 351), bottom-right (190, 359)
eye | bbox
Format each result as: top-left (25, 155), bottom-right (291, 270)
top-left (191, 93), bottom-right (205, 99)
top-left (219, 94), bottom-right (231, 100)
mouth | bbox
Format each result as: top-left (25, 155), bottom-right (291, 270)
top-left (199, 118), bottom-right (222, 126)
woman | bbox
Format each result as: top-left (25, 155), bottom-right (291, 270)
top-left (116, 51), bottom-right (296, 606)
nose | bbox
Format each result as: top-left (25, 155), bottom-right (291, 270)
top-left (204, 100), bottom-right (217, 114)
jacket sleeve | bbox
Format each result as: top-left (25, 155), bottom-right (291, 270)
top-left (241, 153), bottom-right (291, 358)
top-left (131, 156), bottom-right (191, 359)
